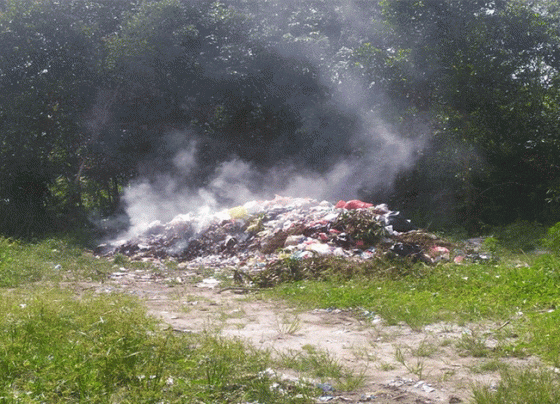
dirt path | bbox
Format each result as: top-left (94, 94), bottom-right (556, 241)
top-left (70, 266), bottom-right (539, 404)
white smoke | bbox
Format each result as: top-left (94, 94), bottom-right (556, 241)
top-left (117, 0), bottom-right (429, 238)
top-left (120, 122), bottom-right (422, 239)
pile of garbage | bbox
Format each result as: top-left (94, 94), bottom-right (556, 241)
top-left (97, 196), bottom-right (454, 274)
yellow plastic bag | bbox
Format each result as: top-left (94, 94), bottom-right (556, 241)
top-left (228, 205), bottom-right (248, 219)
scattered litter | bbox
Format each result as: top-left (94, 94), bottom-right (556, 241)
top-left (386, 377), bottom-right (415, 388)
top-left (196, 278), bottom-right (220, 289)
top-left (414, 381), bottom-right (436, 393)
top-left (316, 382), bottom-right (334, 393)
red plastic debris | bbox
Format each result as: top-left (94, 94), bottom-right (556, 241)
top-left (336, 200), bottom-right (373, 209)
top-left (430, 246), bottom-right (450, 254)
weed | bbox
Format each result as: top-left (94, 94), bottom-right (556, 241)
top-left (412, 338), bottom-right (439, 357)
top-left (195, 265), bottom-right (216, 279)
top-left (470, 359), bottom-right (507, 374)
top-left (494, 220), bottom-right (545, 253)
top-left (0, 237), bottom-right (119, 287)
top-left (394, 345), bottom-right (426, 379)
top-left (541, 222), bottom-right (560, 255)
top-left (456, 329), bottom-right (490, 358)
top-left (276, 312), bottom-right (302, 335)
top-left (218, 307), bottom-right (246, 322)
top-left (276, 345), bottom-right (365, 392)
top-left (439, 369), bottom-right (456, 382)
top-left (112, 252), bottom-right (128, 266)
top-left (280, 345), bottom-right (339, 379)
top-left (518, 307), bottom-right (560, 366)
top-left (440, 338), bottom-right (455, 347)
top-left (335, 366), bottom-right (368, 391)
top-left (482, 236), bottom-right (499, 255)
top-left (377, 361), bottom-right (397, 371)
top-left (351, 345), bottom-right (378, 362)
top-left (472, 367), bottom-right (560, 404)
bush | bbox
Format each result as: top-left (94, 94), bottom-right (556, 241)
top-left (495, 220), bottom-right (545, 252)
top-left (542, 222), bottom-right (560, 256)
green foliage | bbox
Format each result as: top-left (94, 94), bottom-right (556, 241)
top-left (541, 222), bottom-right (560, 255)
top-left (456, 330), bottom-right (491, 358)
top-left (0, 238), bottom-right (51, 287)
top-left (278, 345), bottom-right (343, 380)
top-left (482, 237), bottom-right (499, 255)
top-left (276, 344), bottom-right (364, 390)
top-left (0, 0), bottom-right (135, 237)
top-left (379, 0), bottom-right (560, 230)
top-left (494, 220), bottom-right (546, 252)
top-left (334, 210), bottom-right (388, 245)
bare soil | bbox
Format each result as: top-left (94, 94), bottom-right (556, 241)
top-left (69, 265), bottom-right (540, 404)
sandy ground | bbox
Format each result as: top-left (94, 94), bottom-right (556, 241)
top-left (70, 265), bottom-right (540, 404)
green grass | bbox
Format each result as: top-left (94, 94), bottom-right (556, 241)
top-left (0, 288), bottom-right (315, 403)
top-left (0, 236), bottom-right (118, 287)
top-left (472, 368), bottom-right (560, 404)
top-left (266, 248), bottom-right (560, 403)
top-left (271, 254), bottom-right (560, 364)
top-left (0, 237), bottom-right (319, 403)
top-left (276, 344), bottom-right (366, 391)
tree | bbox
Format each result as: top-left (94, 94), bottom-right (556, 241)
top-left (369, 0), bottom-right (560, 230)
top-left (0, 0), bottom-right (136, 236)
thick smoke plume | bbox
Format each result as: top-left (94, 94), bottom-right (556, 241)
top-left (122, 125), bottom-right (422, 237)
top-left (106, 0), bottom-right (430, 237)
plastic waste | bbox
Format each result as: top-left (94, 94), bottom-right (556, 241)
top-left (335, 199), bottom-right (373, 209)
top-left (228, 205), bottom-right (248, 219)
top-left (102, 195), bottom-right (452, 271)
top-left (382, 212), bottom-right (417, 232)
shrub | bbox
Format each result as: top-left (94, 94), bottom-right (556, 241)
top-left (495, 220), bottom-right (545, 252)
top-left (542, 222), bottom-right (560, 256)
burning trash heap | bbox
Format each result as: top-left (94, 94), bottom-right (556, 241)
top-left (100, 196), bottom-right (454, 279)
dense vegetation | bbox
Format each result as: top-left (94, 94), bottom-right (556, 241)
top-left (1, 0), bottom-right (560, 237)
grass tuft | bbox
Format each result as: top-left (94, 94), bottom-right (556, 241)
top-left (276, 344), bottom-right (365, 391)
top-left (472, 368), bottom-right (560, 404)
